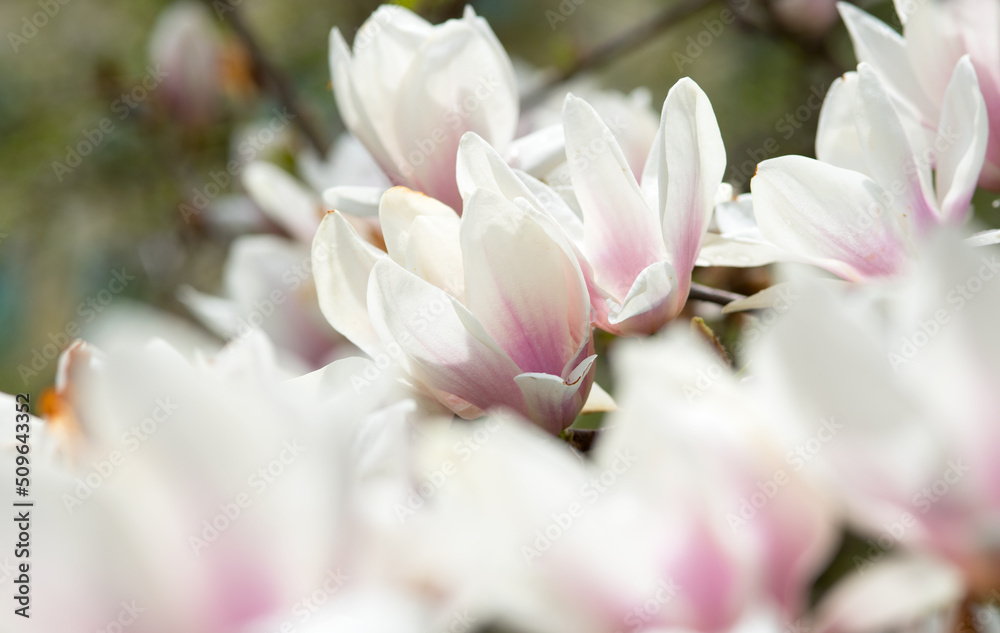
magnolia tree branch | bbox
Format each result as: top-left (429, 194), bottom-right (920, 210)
top-left (209, 0), bottom-right (329, 155)
top-left (689, 282), bottom-right (746, 305)
top-left (522, 0), bottom-right (720, 109)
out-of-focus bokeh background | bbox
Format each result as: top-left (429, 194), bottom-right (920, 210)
top-left (2, 0), bottom-right (997, 396)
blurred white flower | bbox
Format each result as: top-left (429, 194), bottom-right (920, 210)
top-left (148, 1), bottom-right (223, 127)
top-left (751, 59), bottom-right (988, 281)
top-left (329, 5), bottom-right (518, 210)
top-left (753, 231), bottom-right (1000, 594)
top-left (0, 318), bottom-right (407, 633)
top-left (838, 0), bottom-right (1000, 190)
top-left (181, 160), bottom-right (369, 370)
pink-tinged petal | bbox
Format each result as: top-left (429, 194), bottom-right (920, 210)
top-left (391, 20), bottom-right (518, 209)
top-left (855, 63), bottom-right (940, 233)
top-left (377, 186), bottom-right (458, 265)
top-left (366, 258), bottom-right (526, 419)
top-left (935, 57), bottom-right (989, 222)
top-left (837, 2), bottom-right (937, 125)
top-left (242, 162), bottom-right (322, 244)
top-left (312, 212), bottom-right (386, 357)
top-left (751, 156), bottom-right (910, 281)
top-left (460, 189), bottom-right (590, 376)
top-left (515, 353), bottom-right (597, 436)
top-left (607, 260), bottom-right (680, 336)
top-left (655, 77), bottom-right (727, 298)
top-left (816, 73), bottom-right (867, 173)
top-left (456, 132), bottom-right (584, 243)
top-left (903, 0), bottom-right (967, 112)
top-left (563, 94), bottom-right (666, 300)
top-left (948, 0), bottom-right (1000, 189)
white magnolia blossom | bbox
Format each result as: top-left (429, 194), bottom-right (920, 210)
top-left (457, 78), bottom-right (726, 336)
top-left (181, 139), bottom-right (393, 369)
top-left (750, 59), bottom-right (988, 281)
top-left (838, 0), bottom-right (1000, 190)
top-left (312, 186), bottom-right (597, 434)
top-left (14, 2), bottom-right (1000, 631)
top-left (753, 231), bottom-right (1000, 596)
top-left (330, 5), bottom-right (518, 210)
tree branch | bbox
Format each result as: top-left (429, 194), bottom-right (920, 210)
top-left (522, 0), bottom-right (720, 109)
top-left (210, 1), bottom-right (328, 155)
top-left (688, 282), bottom-right (746, 306)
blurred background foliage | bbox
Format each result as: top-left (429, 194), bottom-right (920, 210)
top-left (1, 0), bottom-right (998, 397)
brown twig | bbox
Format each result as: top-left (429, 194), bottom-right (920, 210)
top-left (689, 282), bottom-right (746, 305)
top-left (209, 0), bottom-right (328, 155)
top-left (522, 0), bottom-right (720, 109)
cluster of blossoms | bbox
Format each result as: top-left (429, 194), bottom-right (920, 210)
top-left (6, 2), bottom-right (1000, 632)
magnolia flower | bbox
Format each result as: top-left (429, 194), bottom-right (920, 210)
top-left (593, 329), bottom-right (837, 627)
top-left (458, 78), bottom-right (726, 335)
top-left (312, 186), bottom-right (596, 434)
top-left (340, 331), bottom-right (835, 633)
top-left (148, 1), bottom-right (223, 127)
top-left (329, 5), bottom-right (518, 210)
top-left (838, 0), bottom-right (1000, 190)
top-left (181, 161), bottom-right (366, 369)
top-left (751, 59), bottom-right (987, 281)
top-left (0, 320), bottom-right (393, 633)
top-left (752, 231), bottom-right (1000, 597)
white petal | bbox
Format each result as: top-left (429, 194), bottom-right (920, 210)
top-left (696, 234), bottom-right (789, 268)
top-left (582, 381), bottom-right (617, 414)
top-left (377, 186), bottom-right (458, 264)
top-left (515, 354), bottom-right (597, 436)
top-left (312, 212), bottom-right (386, 356)
top-left (504, 123), bottom-right (566, 177)
top-left (815, 556), bottom-right (963, 633)
top-left (456, 131), bottom-right (536, 207)
top-left (752, 156), bottom-right (910, 281)
top-left (607, 260), bottom-right (681, 336)
top-left (903, 0), bottom-right (966, 115)
top-left (837, 2), bottom-right (936, 124)
top-left (366, 258), bottom-right (526, 418)
top-left (405, 214), bottom-right (465, 299)
top-left (177, 285), bottom-right (241, 339)
top-left (656, 78), bottom-right (727, 287)
top-left (563, 94), bottom-right (666, 300)
top-left (935, 57), bottom-right (989, 222)
top-left (391, 20), bottom-right (518, 208)
top-left (815, 73), bottom-right (867, 173)
top-left (460, 189), bottom-right (590, 376)
top-left (242, 162), bottom-right (321, 244)
top-left (456, 132), bottom-right (583, 242)
top-left (965, 229), bottom-right (1000, 248)
top-left (855, 62), bottom-right (939, 233)
top-left (328, 28), bottom-right (396, 176)
top-left (322, 185), bottom-right (385, 217)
